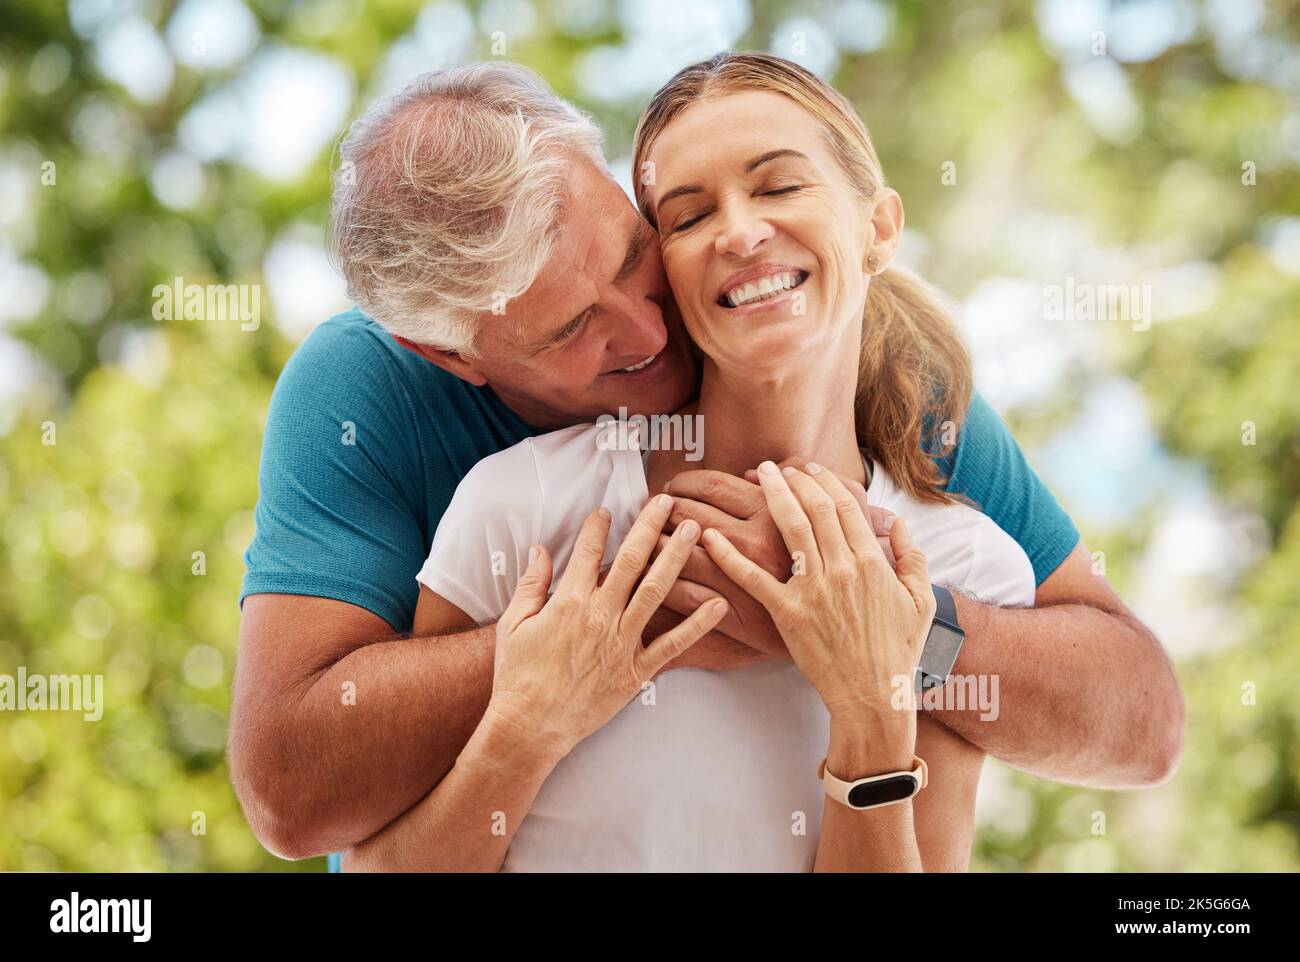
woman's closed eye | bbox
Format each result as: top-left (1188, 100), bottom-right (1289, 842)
top-left (670, 208), bottom-right (710, 234)
top-left (668, 185), bottom-right (806, 234)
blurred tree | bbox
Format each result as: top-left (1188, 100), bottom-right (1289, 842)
top-left (0, 0), bottom-right (1297, 871)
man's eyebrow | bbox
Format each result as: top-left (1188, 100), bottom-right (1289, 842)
top-left (653, 150), bottom-right (812, 214)
top-left (614, 216), bottom-right (649, 283)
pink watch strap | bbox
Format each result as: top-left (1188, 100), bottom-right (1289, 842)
top-left (818, 755), bottom-right (929, 809)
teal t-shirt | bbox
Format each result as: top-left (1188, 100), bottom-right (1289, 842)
top-left (242, 308), bottom-right (543, 629)
top-left (242, 308), bottom-right (1080, 875)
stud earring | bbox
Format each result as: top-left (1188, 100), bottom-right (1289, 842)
top-left (867, 254), bottom-right (880, 272)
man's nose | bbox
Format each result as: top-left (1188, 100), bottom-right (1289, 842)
top-left (605, 298), bottom-right (667, 358)
top-left (714, 202), bottom-right (774, 259)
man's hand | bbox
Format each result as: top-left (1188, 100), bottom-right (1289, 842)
top-left (642, 605), bottom-right (777, 675)
top-left (653, 460), bottom-right (896, 659)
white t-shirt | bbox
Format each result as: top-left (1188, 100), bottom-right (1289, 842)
top-left (418, 421), bottom-right (1034, 871)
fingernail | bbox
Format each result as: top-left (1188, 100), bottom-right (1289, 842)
top-left (702, 528), bottom-right (718, 545)
top-left (806, 462), bottom-right (821, 475)
top-left (655, 493), bottom-right (672, 511)
top-left (528, 546), bottom-right (539, 565)
top-left (709, 599), bottom-right (727, 617)
top-left (675, 519), bottom-right (699, 542)
top-left (598, 506), bottom-right (611, 521)
top-left (662, 480), bottom-right (672, 493)
top-left (759, 460), bottom-right (778, 475)
top-left (781, 466), bottom-right (796, 477)
top-left (883, 515), bottom-right (895, 533)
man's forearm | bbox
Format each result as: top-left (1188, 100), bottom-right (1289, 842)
top-left (343, 705), bottom-right (565, 872)
top-left (233, 601), bottom-right (776, 861)
top-left (925, 597), bottom-right (1185, 788)
top-left (232, 623), bottom-right (496, 859)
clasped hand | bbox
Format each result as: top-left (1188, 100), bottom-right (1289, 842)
top-left (698, 460), bottom-right (935, 726)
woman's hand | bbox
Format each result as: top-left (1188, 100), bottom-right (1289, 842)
top-left (700, 460), bottom-right (935, 733)
top-left (487, 494), bottom-right (729, 759)
top-left (698, 462), bottom-right (936, 875)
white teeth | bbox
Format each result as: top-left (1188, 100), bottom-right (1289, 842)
top-left (620, 354), bottom-right (657, 373)
top-left (724, 271), bottom-right (803, 307)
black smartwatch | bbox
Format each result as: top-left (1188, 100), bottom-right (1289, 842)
top-left (916, 584), bottom-right (964, 693)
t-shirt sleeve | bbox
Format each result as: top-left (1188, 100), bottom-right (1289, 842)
top-left (415, 424), bottom-right (648, 625)
top-left (954, 517), bottom-right (1038, 608)
top-left (240, 322), bottom-right (433, 631)
top-left (416, 440), bottom-right (543, 625)
top-left (938, 389), bottom-right (1080, 586)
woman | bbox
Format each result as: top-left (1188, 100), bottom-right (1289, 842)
top-left (342, 53), bottom-right (1033, 872)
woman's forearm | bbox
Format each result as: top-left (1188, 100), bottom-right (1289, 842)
top-left (342, 707), bottom-right (569, 872)
top-left (814, 714), bottom-right (923, 872)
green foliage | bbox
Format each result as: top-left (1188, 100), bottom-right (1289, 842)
top-left (1, 0), bottom-right (1298, 871)
top-left (0, 320), bottom-right (322, 869)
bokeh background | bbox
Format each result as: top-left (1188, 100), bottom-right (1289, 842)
top-left (1, 0), bottom-right (1298, 872)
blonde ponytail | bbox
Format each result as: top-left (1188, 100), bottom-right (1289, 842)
top-left (858, 266), bottom-right (971, 504)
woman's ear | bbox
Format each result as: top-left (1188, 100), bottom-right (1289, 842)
top-left (864, 188), bottom-right (905, 274)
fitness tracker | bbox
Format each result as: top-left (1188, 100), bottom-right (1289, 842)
top-left (818, 756), bottom-right (928, 810)
top-left (916, 583), bottom-right (964, 693)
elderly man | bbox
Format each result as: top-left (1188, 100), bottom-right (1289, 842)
top-left (228, 62), bottom-right (1184, 865)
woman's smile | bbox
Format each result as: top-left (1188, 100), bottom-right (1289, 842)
top-left (717, 266), bottom-right (811, 311)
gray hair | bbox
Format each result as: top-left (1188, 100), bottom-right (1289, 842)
top-left (330, 63), bottom-right (605, 354)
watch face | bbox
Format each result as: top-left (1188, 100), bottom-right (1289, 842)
top-left (848, 774), bottom-right (917, 809)
top-left (918, 623), bottom-right (965, 679)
